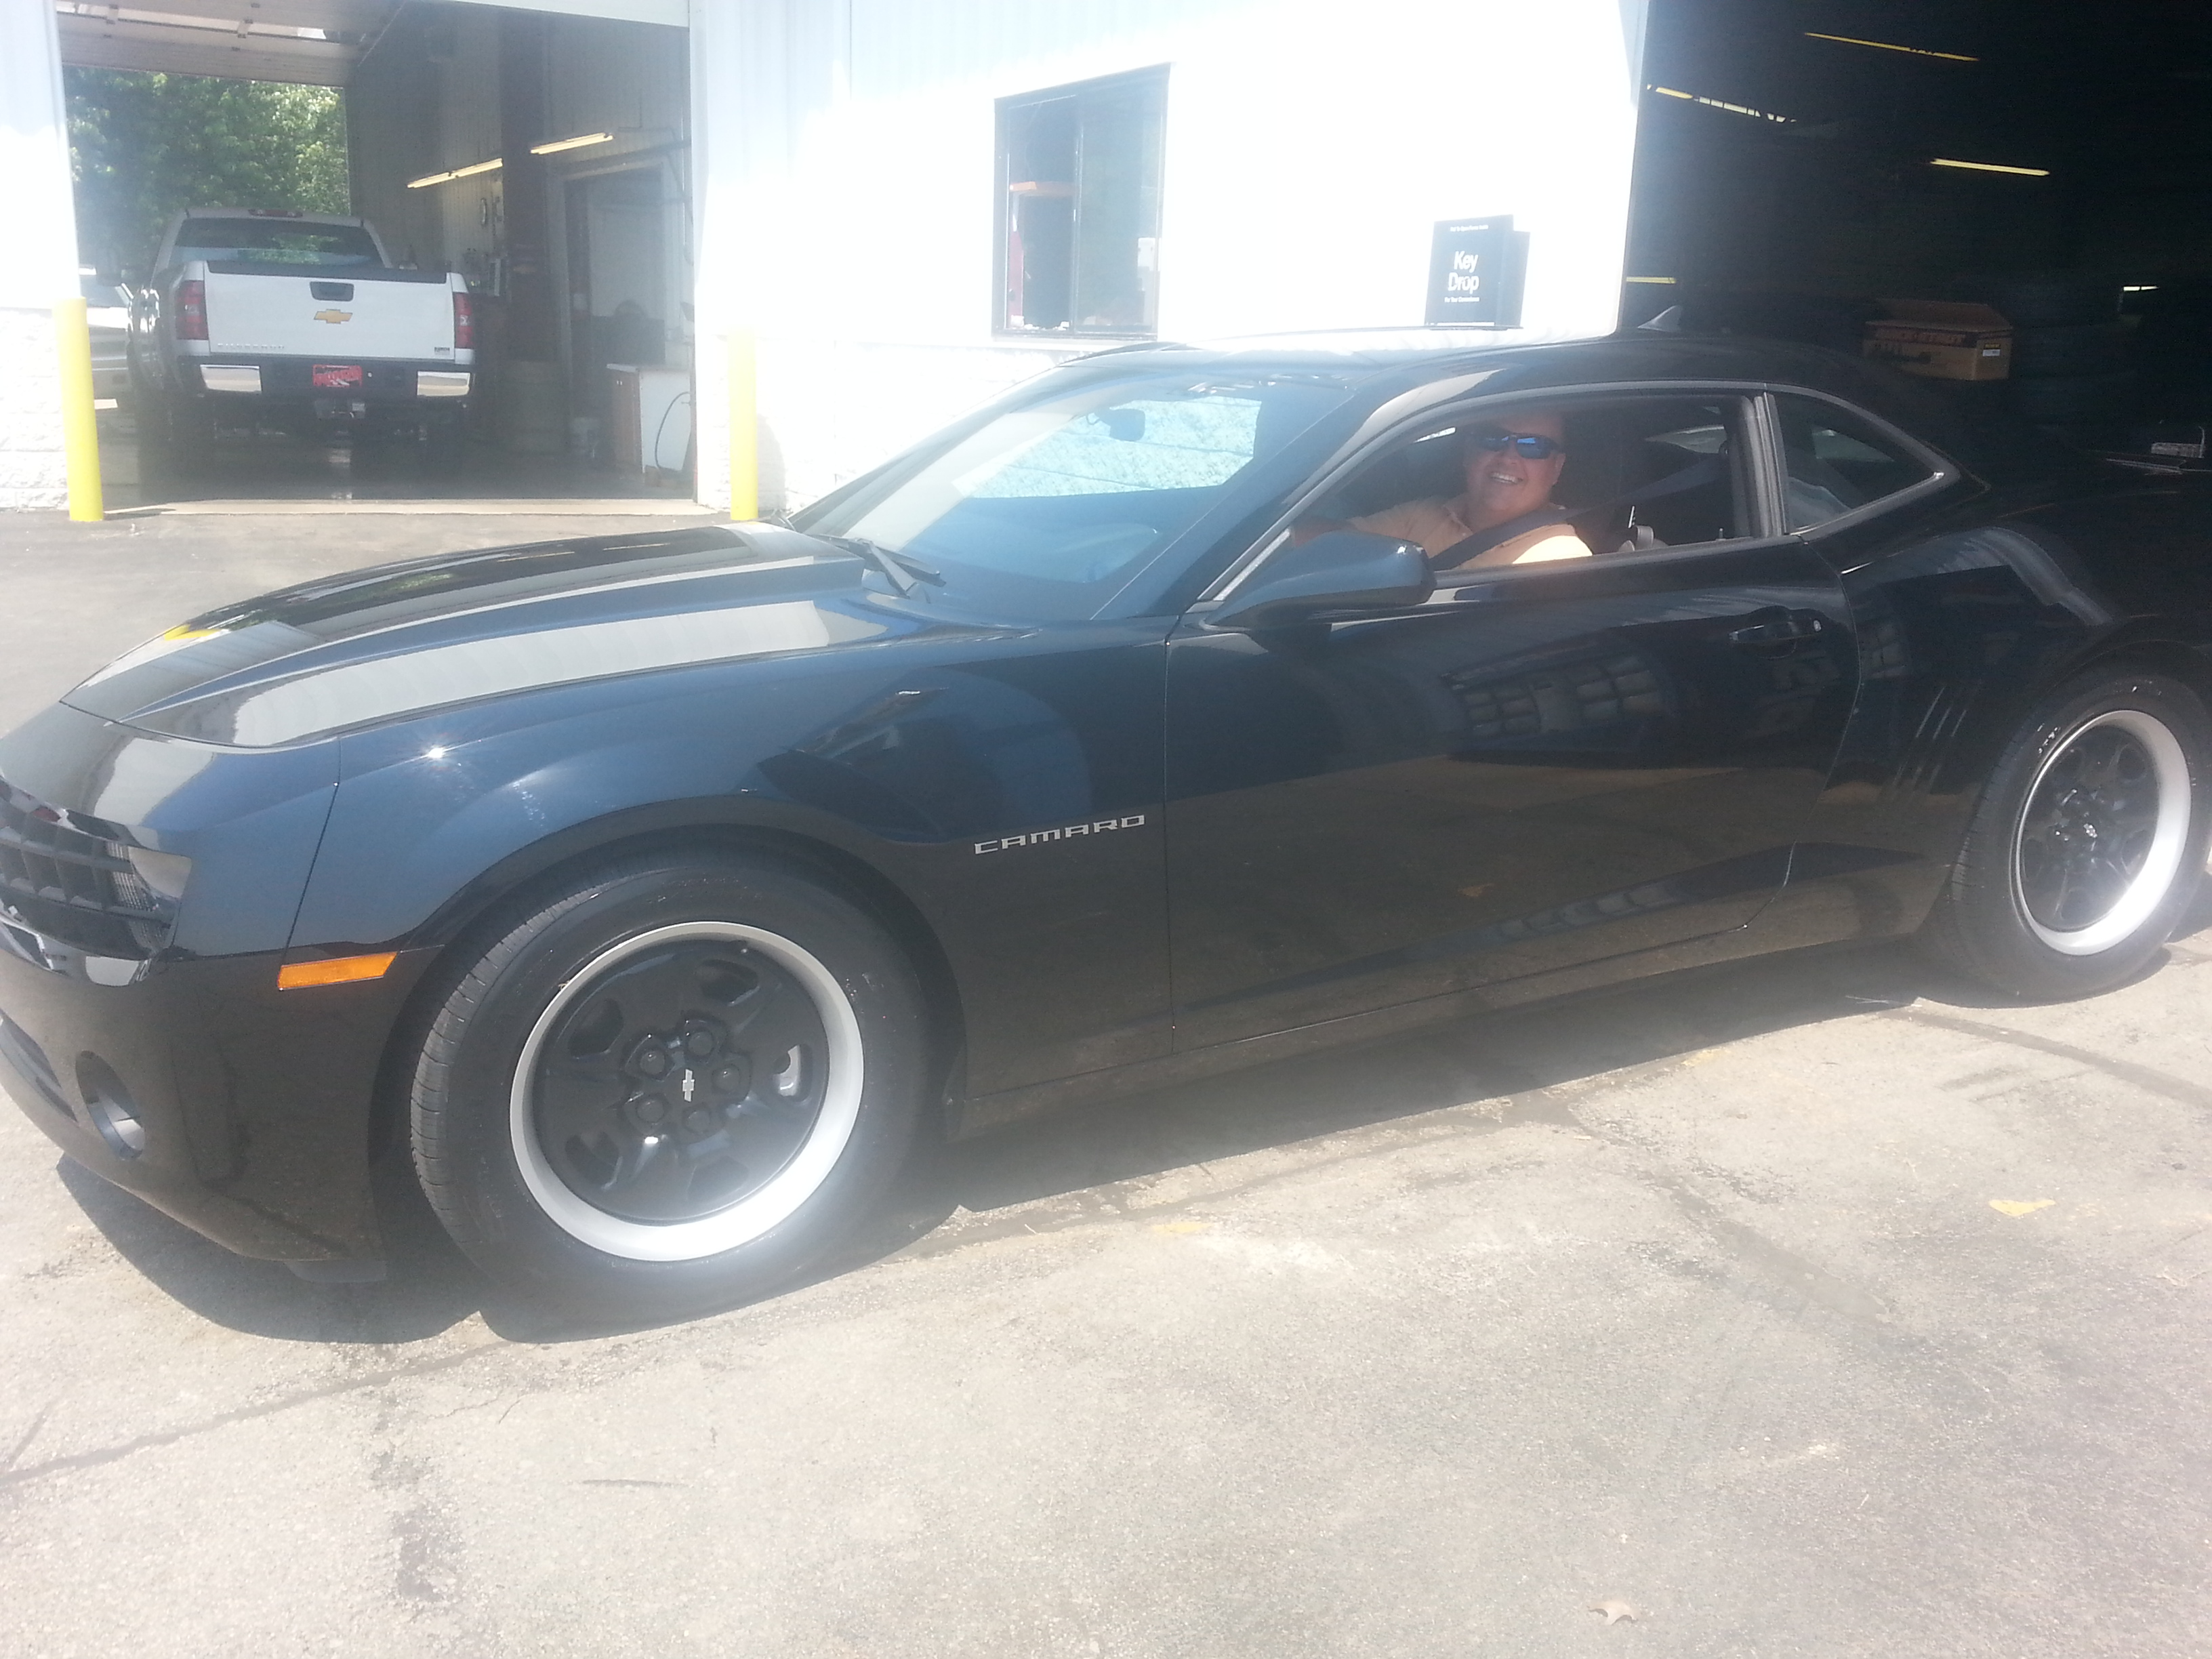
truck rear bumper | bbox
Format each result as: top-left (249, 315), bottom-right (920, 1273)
top-left (188, 355), bottom-right (470, 419)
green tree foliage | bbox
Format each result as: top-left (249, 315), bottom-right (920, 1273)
top-left (66, 70), bottom-right (350, 274)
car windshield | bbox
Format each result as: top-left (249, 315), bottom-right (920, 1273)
top-left (795, 368), bottom-right (1351, 619)
top-left (173, 218), bottom-right (382, 267)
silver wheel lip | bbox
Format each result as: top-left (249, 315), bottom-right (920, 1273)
top-left (2012, 707), bottom-right (2193, 957)
top-left (509, 920), bottom-right (865, 1262)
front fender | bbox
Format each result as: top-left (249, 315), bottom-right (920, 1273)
top-left (290, 632), bottom-right (1174, 1097)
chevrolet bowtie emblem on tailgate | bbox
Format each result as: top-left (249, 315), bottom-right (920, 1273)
top-left (313, 308), bottom-right (352, 324)
top-left (975, 814), bottom-right (1147, 855)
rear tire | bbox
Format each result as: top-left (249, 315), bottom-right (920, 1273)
top-left (141, 389), bottom-right (211, 480)
top-left (1919, 668), bottom-right (2212, 998)
top-left (410, 850), bottom-right (928, 1320)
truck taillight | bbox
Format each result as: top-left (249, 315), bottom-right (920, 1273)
top-left (178, 279), bottom-right (207, 341)
top-left (451, 291), bottom-right (474, 350)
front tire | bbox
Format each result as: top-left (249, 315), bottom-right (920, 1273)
top-left (1920, 668), bottom-right (2212, 998)
top-left (411, 850), bottom-right (928, 1319)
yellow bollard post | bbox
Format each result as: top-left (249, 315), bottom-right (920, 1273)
top-left (727, 328), bottom-right (758, 522)
top-left (53, 297), bottom-right (104, 523)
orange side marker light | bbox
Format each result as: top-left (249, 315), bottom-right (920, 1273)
top-left (277, 952), bottom-right (397, 991)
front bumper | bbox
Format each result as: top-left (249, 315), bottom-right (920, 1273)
top-left (0, 928), bottom-right (432, 1262)
top-left (0, 701), bottom-right (409, 1266)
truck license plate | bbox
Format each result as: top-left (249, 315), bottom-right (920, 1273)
top-left (312, 364), bottom-right (364, 389)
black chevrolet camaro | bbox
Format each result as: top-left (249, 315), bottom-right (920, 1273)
top-left (5, 331), bottom-right (2211, 1316)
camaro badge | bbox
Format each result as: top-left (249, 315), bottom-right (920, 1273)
top-left (313, 308), bottom-right (353, 324)
top-left (975, 813), bottom-right (1147, 855)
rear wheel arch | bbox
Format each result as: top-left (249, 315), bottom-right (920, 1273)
top-left (2087, 638), bottom-right (2212, 708)
top-left (1918, 659), bottom-right (2212, 997)
top-left (1929, 638), bottom-right (2212, 826)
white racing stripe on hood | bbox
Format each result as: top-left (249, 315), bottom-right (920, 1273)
top-left (210, 601), bottom-right (888, 747)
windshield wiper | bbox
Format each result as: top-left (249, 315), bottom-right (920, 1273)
top-left (821, 536), bottom-right (944, 597)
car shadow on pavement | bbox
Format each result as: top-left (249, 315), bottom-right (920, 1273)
top-left (54, 924), bottom-right (2209, 1344)
top-left (55, 1147), bottom-right (489, 1344)
top-left (818, 930), bottom-right (2196, 1289)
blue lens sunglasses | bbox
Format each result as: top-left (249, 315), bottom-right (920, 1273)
top-left (1469, 429), bottom-right (1567, 460)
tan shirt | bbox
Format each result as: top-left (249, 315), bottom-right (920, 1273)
top-left (1349, 496), bottom-right (1592, 570)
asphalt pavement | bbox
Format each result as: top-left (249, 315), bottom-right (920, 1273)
top-left (3, 508), bottom-right (2210, 1658)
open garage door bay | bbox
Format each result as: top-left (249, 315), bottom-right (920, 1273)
top-left (3, 0), bottom-right (696, 516)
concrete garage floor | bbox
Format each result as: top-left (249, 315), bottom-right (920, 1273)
top-left (93, 401), bottom-right (703, 514)
top-left (3, 512), bottom-right (2212, 1658)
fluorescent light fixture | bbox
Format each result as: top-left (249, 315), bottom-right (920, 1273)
top-left (407, 157), bottom-right (503, 189)
top-left (1931, 157), bottom-right (2050, 176)
top-left (1649, 85), bottom-right (1792, 122)
top-left (1625, 276), bottom-right (1678, 285)
top-left (2124, 285), bottom-right (2160, 293)
top-left (531, 131), bottom-right (615, 155)
top-left (1804, 32), bottom-right (1977, 62)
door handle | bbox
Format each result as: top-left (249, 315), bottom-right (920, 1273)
top-left (1728, 611), bottom-right (1829, 650)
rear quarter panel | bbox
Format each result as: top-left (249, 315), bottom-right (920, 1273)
top-left (1778, 472), bottom-right (2212, 944)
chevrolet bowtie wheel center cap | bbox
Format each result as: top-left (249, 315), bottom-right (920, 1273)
top-left (531, 941), bottom-right (825, 1223)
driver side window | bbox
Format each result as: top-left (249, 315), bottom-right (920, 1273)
top-left (1307, 394), bottom-right (1763, 581)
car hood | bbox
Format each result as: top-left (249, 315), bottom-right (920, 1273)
top-left (62, 524), bottom-right (934, 748)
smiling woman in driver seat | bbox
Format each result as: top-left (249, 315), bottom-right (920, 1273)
top-left (1303, 410), bottom-right (1594, 571)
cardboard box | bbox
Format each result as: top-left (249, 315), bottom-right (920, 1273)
top-left (1862, 300), bottom-right (2013, 381)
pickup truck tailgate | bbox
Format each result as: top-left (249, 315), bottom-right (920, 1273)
top-left (202, 264), bottom-right (457, 361)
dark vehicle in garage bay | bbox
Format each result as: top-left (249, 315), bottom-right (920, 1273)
top-left (4, 331), bottom-right (2209, 1316)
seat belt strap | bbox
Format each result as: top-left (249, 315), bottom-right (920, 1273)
top-left (1429, 453), bottom-right (1727, 571)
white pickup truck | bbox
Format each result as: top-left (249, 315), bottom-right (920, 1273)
top-left (131, 208), bottom-right (474, 451)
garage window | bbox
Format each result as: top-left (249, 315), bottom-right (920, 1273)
top-left (996, 67), bottom-right (1167, 337)
top-left (1775, 395), bottom-right (1936, 529)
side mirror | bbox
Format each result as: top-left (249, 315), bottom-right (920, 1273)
top-left (1210, 531), bottom-right (1435, 632)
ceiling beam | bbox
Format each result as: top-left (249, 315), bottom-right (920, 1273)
top-left (57, 15), bottom-right (359, 85)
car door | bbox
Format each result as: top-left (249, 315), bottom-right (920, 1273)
top-left (1162, 387), bottom-right (1862, 1049)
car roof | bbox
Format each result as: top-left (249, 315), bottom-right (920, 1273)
top-left (1098, 327), bottom-right (1889, 393)
top-left (1077, 327), bottom-right (2060, 483)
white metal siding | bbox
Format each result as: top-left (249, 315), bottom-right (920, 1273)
top-left (691, 0), bottom-right (1650, 510)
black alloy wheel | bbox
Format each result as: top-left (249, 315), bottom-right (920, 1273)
top-left (410, 849), bottom-right (929, 1320)
top-left (1921, 668), bottom-right (2211, 998)
top-left (2014, 719), bottom-right (2166, 939)
top-left (529, 931), bottom-right (835, 1227)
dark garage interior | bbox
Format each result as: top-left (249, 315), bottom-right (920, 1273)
top-left (1629, 0), bottom-right (2212, 449)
